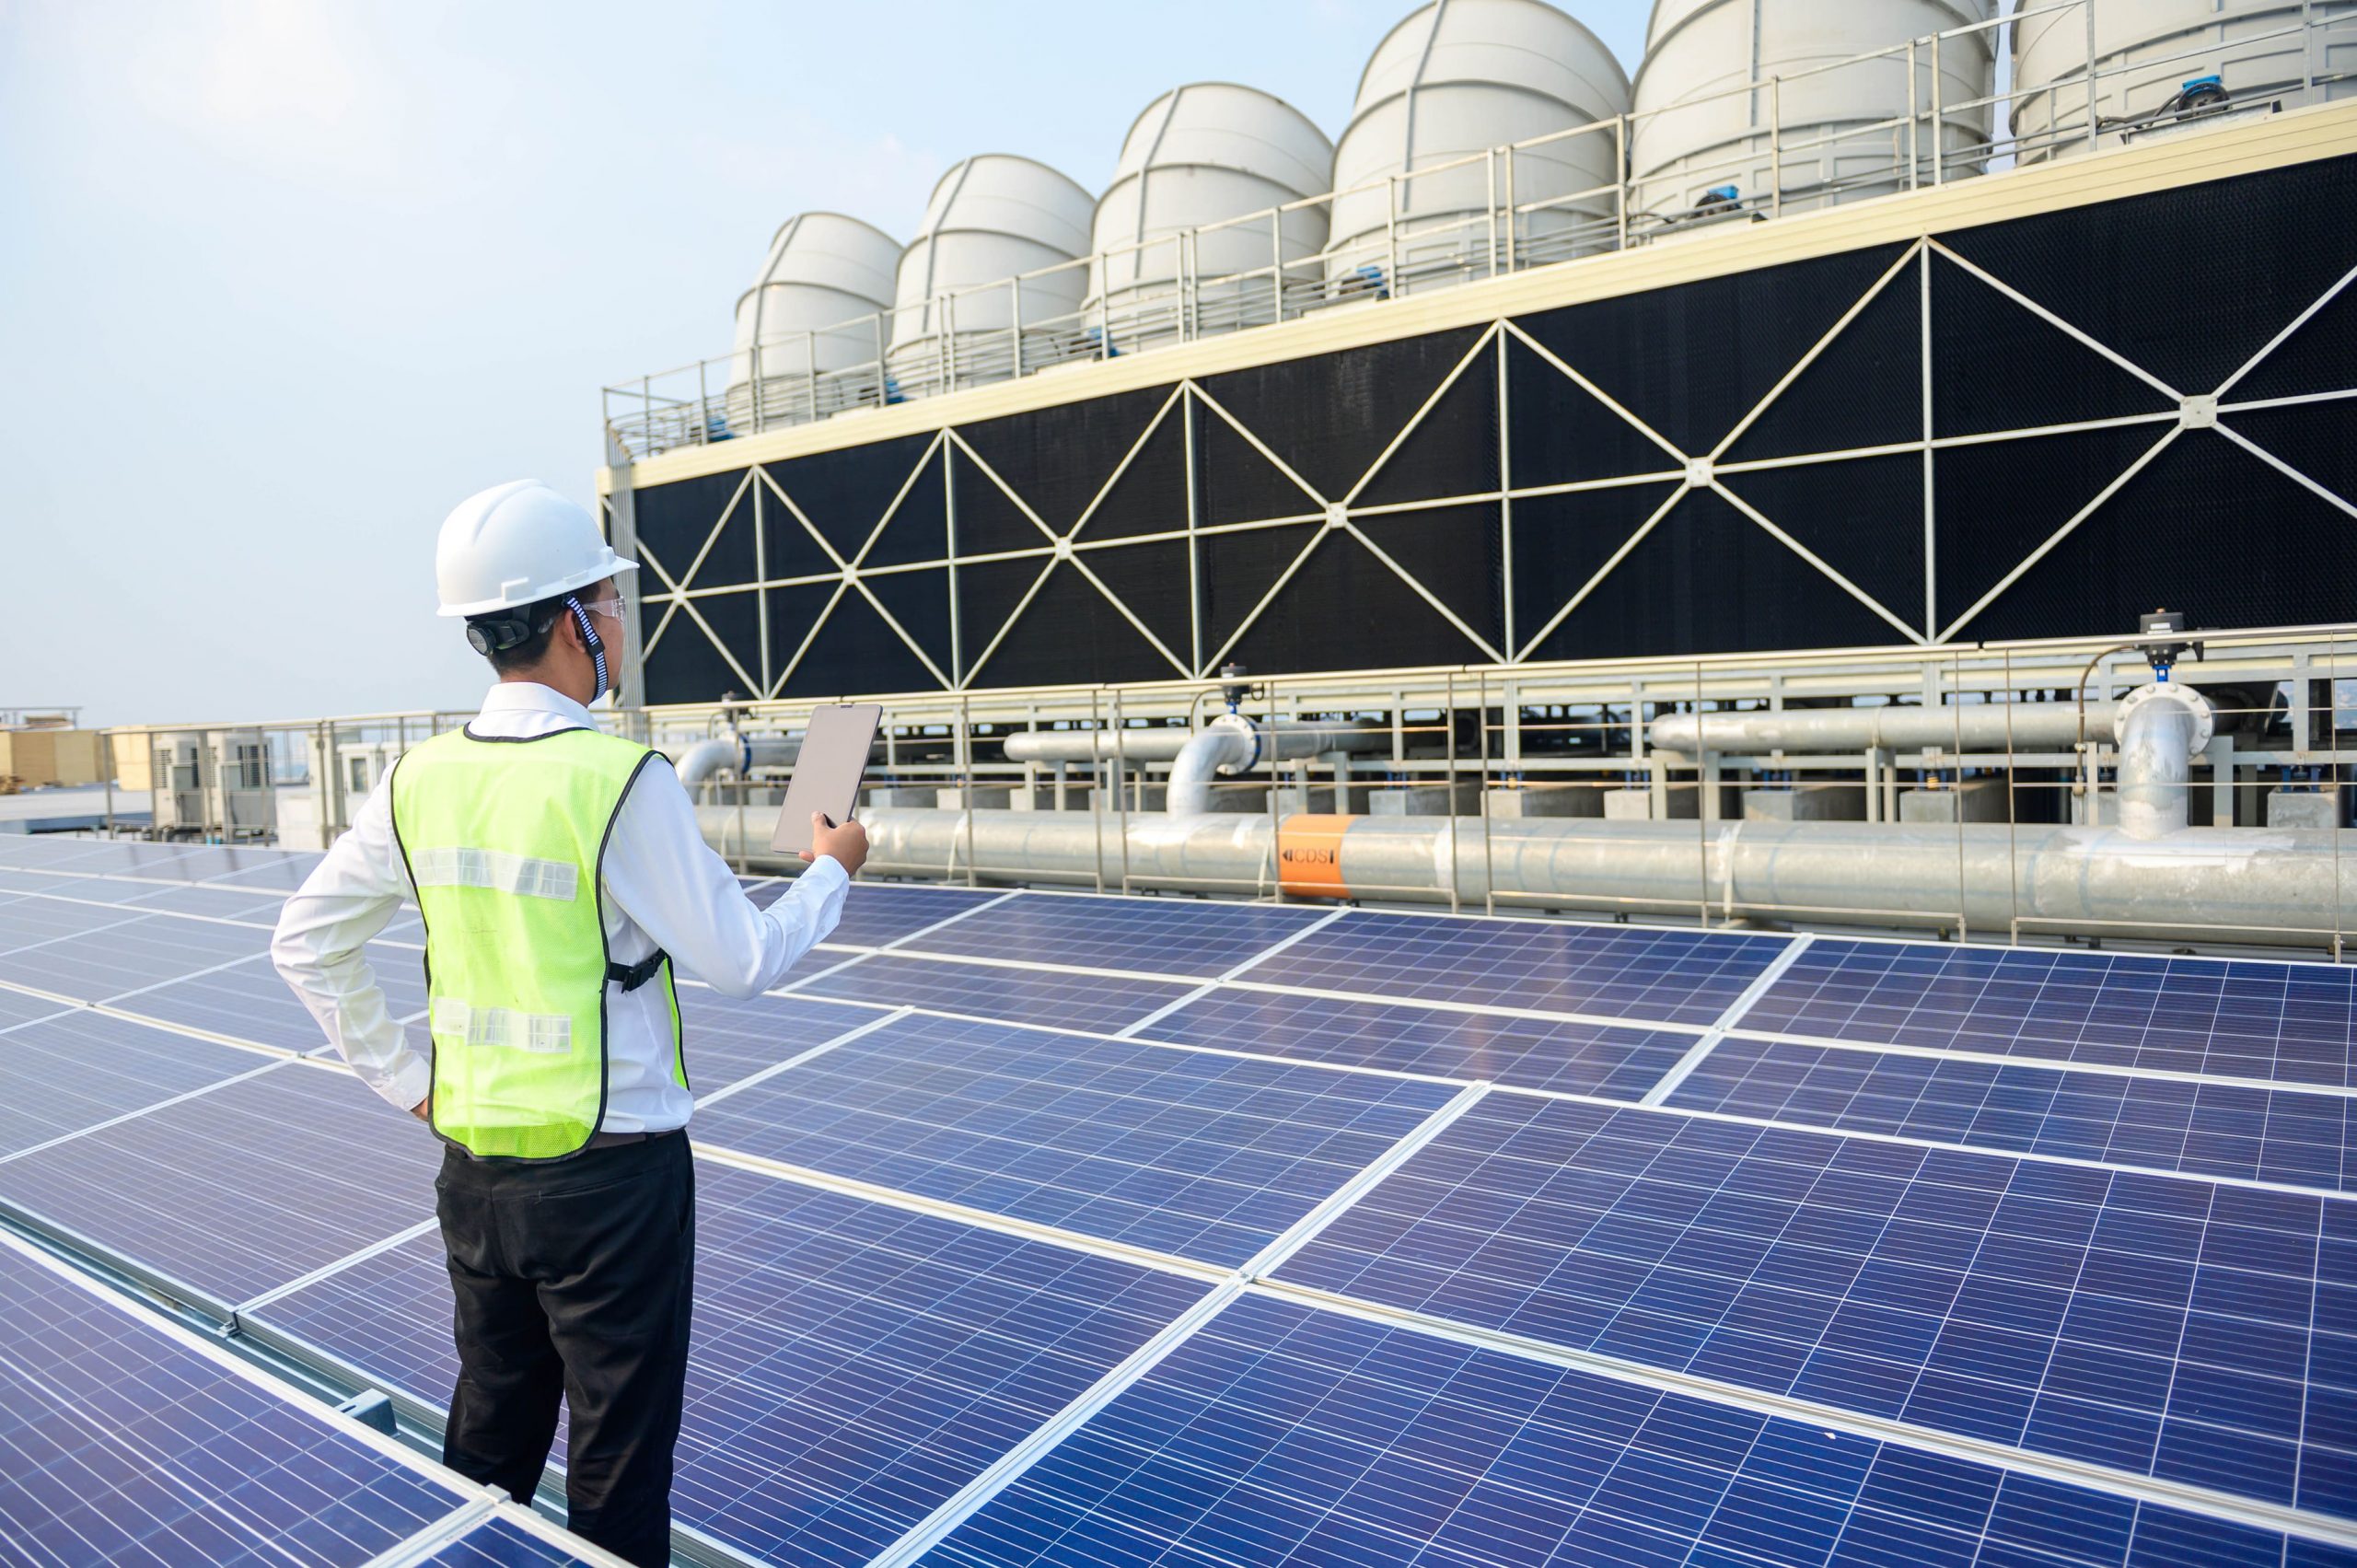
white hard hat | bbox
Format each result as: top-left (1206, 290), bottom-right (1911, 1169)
top-left (435, 479), bottom-right (637, 618)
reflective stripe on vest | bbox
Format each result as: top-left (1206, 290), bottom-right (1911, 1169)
top-left (389, 726), bottom-right (682, 1160)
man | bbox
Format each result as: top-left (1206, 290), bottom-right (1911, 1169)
top-left (272, 479), bottom-right (866, 1565)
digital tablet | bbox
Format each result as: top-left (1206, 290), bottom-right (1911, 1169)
top-left (768, 703), bottom-right (882, 856)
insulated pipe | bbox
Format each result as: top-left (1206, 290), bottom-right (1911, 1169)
top-left (671, 735), bottom-right (800, 794)
top-left (1164, 717), bottom-right (1388, 816)
top-left (2111, 683), bottom-right (2213, 841)
top-left (1652, 702), bottom-right (2127, 754)
top-left (1001, 730), bottom-right (1195, 764)
top-left (698, 805), bottom-right (2354, 949)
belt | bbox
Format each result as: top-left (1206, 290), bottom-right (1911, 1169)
top-left (586, 1127), bottom-right (685, 1149)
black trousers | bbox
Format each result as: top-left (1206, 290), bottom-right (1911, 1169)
top-left (435, 1130), bottom-right (694, 1567)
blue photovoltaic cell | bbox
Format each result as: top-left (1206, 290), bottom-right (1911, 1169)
top-left (197, 852), bottom-right (329, 889)
top-left (0, 872), bottom-right (174, 904)
top-left (0, 1061), bottom-right (437, 1305)
top-left (1743, 940), bottom-right (2357, 1086)
top-left (797, 880), bottom-right (1004, 948)
top-left (673, 985), bottom-right (887, 1092)
top-left (900, 891), bottom-right (1326, 978)
top-left (0, 893), bottom-right (142, 956)
top-left (921, 1292), bottom-right (2357, 1568)
top-left (0, 982), bottom-right (72, 1032)
top-left (257, 1161), bottom-right (1210, 1568)
top-left (1277, 1093), bottom-right (2357, 1516)
top-left (0, 911), bottom-right (273, 1001)
top-left (415, 1516), bottom-right (598, 1566)
top-left (1137, 984), bottom-right (1696, 1099)
top-left (0, 1012), bottom-right (272, 1158)
top-left (692, 1011), bottom-right (1457, 1265)
top-left (122, 943), bottom-right (428, 1051)
top-left (1243, 910), bottom-right (1787, 1026)
top-left (1671, 1036), bottom-right (2357, 1191)
top-left (248, 1228), bottom-right (459, 1405)
top-left (795, 951), bottom-right (1198, 1034)
top-left (0, 1237), bottom-right (470, 1566)
top-left (0, 838), bottom-right (222, 878)
top-left (125, 882), bottom-right (290, 920)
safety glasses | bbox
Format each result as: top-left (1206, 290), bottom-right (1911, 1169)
top-left (574, 594), bottom-right (629, 624)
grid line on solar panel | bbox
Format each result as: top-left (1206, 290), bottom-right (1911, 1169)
top-left (414, 1511), bottom-right (620, 1566)
top-left (664, 984), bottom-right (888, 1095)
top-left (0, 1229), bottom-right (481, 1567)
top-left (1240, 909), bottom-right (1791, 1026)
top-left (791, 951), bottom-right (1201, 1035)
top-left (690, 1010), bottom-right (1462, 1268)
top-left (0, 1059), bottom-right (436, 1307)
top-left (0, 1011), bottom-right (287, 1162)
top-left (1671, 1036), bottom-right (2357, 1193)
top-left (1742, 939), bottom-right (2357, 1087)
top-left (1273, 1092), bottom-right (2357, 1518)
top-left (253, 1162), bottom-right (1214, 1568)
top-left (0, 911), bottom-right (278, 1003)
top-left (897, 890), bottom-right (1328, 979)
top-left (110, 942), bottom-right (424, 1055)
top-left (915, 1288), bottom-right (2357, 1568)
top-left (785, 882), bottom-right (1016, 949)
top-left (1132, 984), bottom-right (1699, 1100)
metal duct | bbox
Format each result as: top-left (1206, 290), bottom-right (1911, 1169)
top-left (2111, 682), bottom-right (2213, 841)
top-left (671, 735), bottom-right (800, 794)
top-left (1002, 730), bottom-right (1196, 764)
top-left (1165, 716), bottom-right (1389, 816)
top-left (1652, 702), bottom-right (2127, 754)
top-left (700, 804), bottom-right (2352, 949)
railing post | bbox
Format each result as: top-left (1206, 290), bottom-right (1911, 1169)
top-left (2084, 0), bottom-right (2101, 154)
top-left (1615, 115), bottom-right (1629, 252)
top-left (944, 292), bottom-right (958, 394)
top-left (1008, 275), bottom-right (1023, 379)
top-left (873, 313), bottom-right (887, 409)
top-left (1907, 41), bottom-right (1920, 192)
top-left (1386, 174), bottom-right (1400, 297)
top-left (1930, 31), bottom-right (1945, 186)
top-left (1269, 207), bottom-right (1283, 322)
top-left (1771, 76), bottom-right (1784, 215)
top-left (1486, 147), bottom-right (1500, 278)
top-left (1502, 142), bottom-right (1518, 269)
top-left (805, 330), bottom-right (819, 424)
top-left (697, 355), bottom-right (709, 445)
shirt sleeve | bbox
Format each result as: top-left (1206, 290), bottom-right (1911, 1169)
top-left (270, 764), bottom-right (430, 1114)
top-left (599, 755), bottom-right (850, 999)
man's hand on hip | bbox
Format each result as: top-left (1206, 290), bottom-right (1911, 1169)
top-left (411, 1095), bottom-right (432, 1123)
top-left (801, 812), bottom-right (868, 877)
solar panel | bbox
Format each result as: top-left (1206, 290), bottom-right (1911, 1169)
top-left (120, 944), bottom-right (428, 1052)
top-left (0, 893), bottom-right (145, 956)
top-left (1243, 910), bottom-right (1789, 1026)
top-left (0, 870), bottom-right (172, 904)
top-left (917, 1290), bottom-right (2350, 1568)
top-left (1275, 1091), bottom-right (2352, 1515)
top-left (0, 982), bottom-right (72, 1032)
top-left (691, 1011), bottom-right (1458, 1266)
top-left (0, 911), bottom-right (274, 1002)
top-left (795, 880), bottom-right (1004, 948)
top-left (794, 952), bottom-right (1199, 1035)
top-left (0, 1230), bottom-right (482, 1566)
top-left (0, 838), bottom-right (222, 877)
top-left (1671, 1035), bottom-right (2355, 1191)
top-left (254, 1160), bottom-right (1213, 1568)
top-left (416, 1515), bottom-right (608, 1565)
top-left (1135, 984), bottom-right (1697, 1099)
top-left (897, 891), bottom-right (1326, 978)
top-left (1743, 940), bottom-right (2357, 1086)
top-left (197, 853), bottom-right (329, 889)
top-left (674, 985), bottom-right (890, 1092)
top-left (124, 882), bottom-right (290, 920)
top-left (0, 1060), bottom-right (435, 1307)
top-left (0, 1011), bottom-right (276, 1159)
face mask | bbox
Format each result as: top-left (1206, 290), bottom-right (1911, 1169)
top-left (565, 595), bottom-right (610, 704)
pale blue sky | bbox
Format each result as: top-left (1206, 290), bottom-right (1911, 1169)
top-left (0, 0), bottom-right (1652, 725)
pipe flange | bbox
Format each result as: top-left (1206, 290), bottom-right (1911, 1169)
top-left (2113, 680), bottom-right (2213, 752)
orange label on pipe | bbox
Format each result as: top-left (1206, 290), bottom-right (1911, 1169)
top-left (1277, 813), bottom-right (1356, 899)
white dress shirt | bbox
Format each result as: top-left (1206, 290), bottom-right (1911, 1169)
top-left (271, 682), bottom-right (849, 1132)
